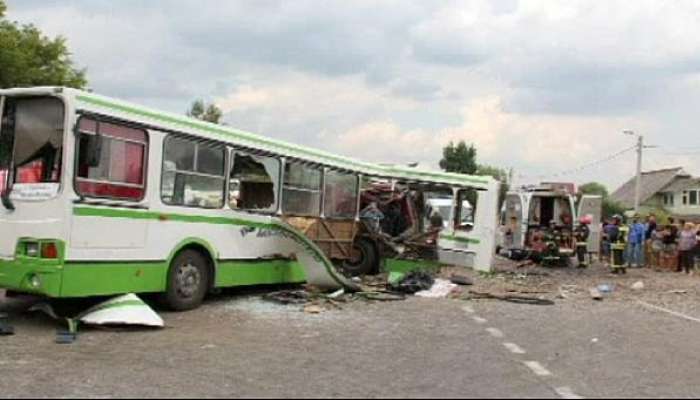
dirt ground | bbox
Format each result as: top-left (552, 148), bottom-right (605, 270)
top-left (443, 255), bottom-right (700, 316)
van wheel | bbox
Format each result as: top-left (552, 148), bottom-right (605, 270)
top-left (160, 249), bottom-right (209, 311)
top-left (342, 239), bottom-right (378, 277)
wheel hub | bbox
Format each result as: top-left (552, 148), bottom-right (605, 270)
top-left (176, 262), bottom-right (201, 298)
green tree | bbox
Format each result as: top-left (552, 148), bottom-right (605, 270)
top-left (0, 1), bottom-right (87, 88)
top-left (439, 141), bottom-right (477, 175)
top-left (577, 181), bottom-right (626, 220)
top-left (187, 100), bottom-right (223, 124)
top-left (578, 182), bottom-right (609, 198)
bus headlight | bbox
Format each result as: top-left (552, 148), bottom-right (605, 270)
top-left (29, 274), bottom-right (41, 288)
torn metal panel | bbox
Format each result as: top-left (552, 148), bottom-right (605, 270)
top-left (276, 221), bottom-right (361, 291)
top-left (78, 293), bottom-right (164, 328)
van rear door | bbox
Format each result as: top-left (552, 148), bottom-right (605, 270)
top-left (578, 195), bottom-right (603, 253)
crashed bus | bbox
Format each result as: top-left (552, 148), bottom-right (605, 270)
top-left (0, 87), bottom-right (500, 310)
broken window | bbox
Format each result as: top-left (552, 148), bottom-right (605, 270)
top-left (324, 170), bottom-right (358, 219)
top-left (454, 188), bottom-right (477, 231)
top-left (76, 118), bottom-right (147, 201)
top-left (229, 150), bottom-right (280, 212)
top-left (283, 161), bottom-right (321, 216)
top-left (162, 136), bottom-right (225, 209)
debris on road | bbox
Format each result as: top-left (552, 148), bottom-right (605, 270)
top-left (449, 275), bottom-right (474, 286)
top-left (264, 290), bottom-right (311, 305)
top-left (597, 284), bottom-right (614, 294)
top-left (0, 316), bottom-right (14, 336)
top-left (590, 288), bottom-right (603, 300)
top-left (26, 294), bottom-right (163, 344)
top-left (78, 294), bottom-right (164, 328)
top-left (390, 271), bottom-right (435, 294)
top-left (303, 305), bottom-right (323, 314)
top-left (415, 279), bottom-right (459, 298)
top-left (631, 281), bottom-right (645, 291)
top-left (468, 290), bottom-right (555, 306)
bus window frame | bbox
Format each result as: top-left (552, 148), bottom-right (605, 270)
top-left (282, 160), bottom-right (323, 217)
top-left (74, 115), bottom-right (149, 203)
top-left (322, 168), bottom-right (360, 221)
top-left (161, 134), bottom-right (226, 209)
top-left (2, 95), bottom-right (68, 200)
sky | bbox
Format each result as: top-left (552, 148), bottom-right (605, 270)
top-left (7, 0), bottom-right (700, 191)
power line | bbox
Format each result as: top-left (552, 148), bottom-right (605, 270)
top-left (517, 145), bottom-right (636, 181)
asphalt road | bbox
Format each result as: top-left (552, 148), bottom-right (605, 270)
top-left (1, 289), bottom-right (699, 398)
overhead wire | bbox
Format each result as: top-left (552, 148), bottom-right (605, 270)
top-left (516, 145), bottom-right (637, 181)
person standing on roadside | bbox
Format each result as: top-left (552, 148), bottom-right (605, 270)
top-left (627, 214), bottom-right (645, 268)
top-left (666, 217), bottom-right (680, 272)
top-left (644, 214), bottom-right (657, 268)
top-left (678, 222), bottom-right (697, 275)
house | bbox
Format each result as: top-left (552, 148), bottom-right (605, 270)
top-left (610, 167), bottom-right (700, 221)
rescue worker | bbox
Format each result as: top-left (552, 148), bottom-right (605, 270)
top-left (542, 220), bottom-right (564, 267)
top-left (575, 215), bottom-right (592, 268)
top-left (610, 215), bottom-right (628, 274)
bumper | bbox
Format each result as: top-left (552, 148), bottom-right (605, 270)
top-left (0, 256), bottom-right (63, 297)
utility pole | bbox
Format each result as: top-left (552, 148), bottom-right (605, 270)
top-left (634, 135), bottom-right (643, 214)
top-left (624, 130), bottom-right (645, 214)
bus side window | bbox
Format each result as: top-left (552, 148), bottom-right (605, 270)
top-left (283, 162), bottom-right (322, 216)
top-left (161, 136), bottom-right (225, 209)
top-left (75, 118), bottom-right (148, 201)
top-left (229, 151), bottom-right (280, 213)
top-left (324, 170), bottom-right (358, 219)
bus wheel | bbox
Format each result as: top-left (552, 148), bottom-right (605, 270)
top-left (342, 239), bottom-right (378, 277)
top-left (161, 249), bottom-right (209, 311)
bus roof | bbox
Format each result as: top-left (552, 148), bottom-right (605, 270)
top-left (0, 87), bottom-right (495, 190)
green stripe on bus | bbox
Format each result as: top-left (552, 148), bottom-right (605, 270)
top-left (73, 206), bottom-right (274, 229)
top-left (440, 235), bottom-right (481, 245)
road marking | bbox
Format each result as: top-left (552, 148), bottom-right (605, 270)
top-left (524, 361), bottom-right (552, 377)
top-left (555, 386), bottom-right (584, 399)
top-left (472, 316), bottom-right (487, 324)
top-left (461, 305), bottom-right (475, 314)
top-left (637, 300), bottom-right (700, 324)
top-left (503, 342), bottom-right (526, 354)
top-left (486, 327), bottom-right (504, 338)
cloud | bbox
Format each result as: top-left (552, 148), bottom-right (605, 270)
top-left (6, 0), bottom-right (700, 191)
top-left (334, 96), bottom-right (654, 189)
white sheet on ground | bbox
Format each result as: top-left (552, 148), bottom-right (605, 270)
top-left (415, 279), bottom-right (459, 298)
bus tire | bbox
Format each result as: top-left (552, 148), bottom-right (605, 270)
top-left (161, 249), bottom-right (210, 311)
top-left (342, 238), bottom-right (378, 277)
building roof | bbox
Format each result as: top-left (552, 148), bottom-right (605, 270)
top-left (610, 167), bottom-right (687, 208)
top-left (660, 177), bottom-right (700, 193)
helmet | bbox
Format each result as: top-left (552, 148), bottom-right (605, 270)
top-left (579, 215), bottom-right (593, 225)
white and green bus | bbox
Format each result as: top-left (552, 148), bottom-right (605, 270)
top-left (0, 87), bottom-right (499, 310)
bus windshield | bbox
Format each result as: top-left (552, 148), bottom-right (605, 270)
top-left (0, 97), bottom-right (65, 196)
